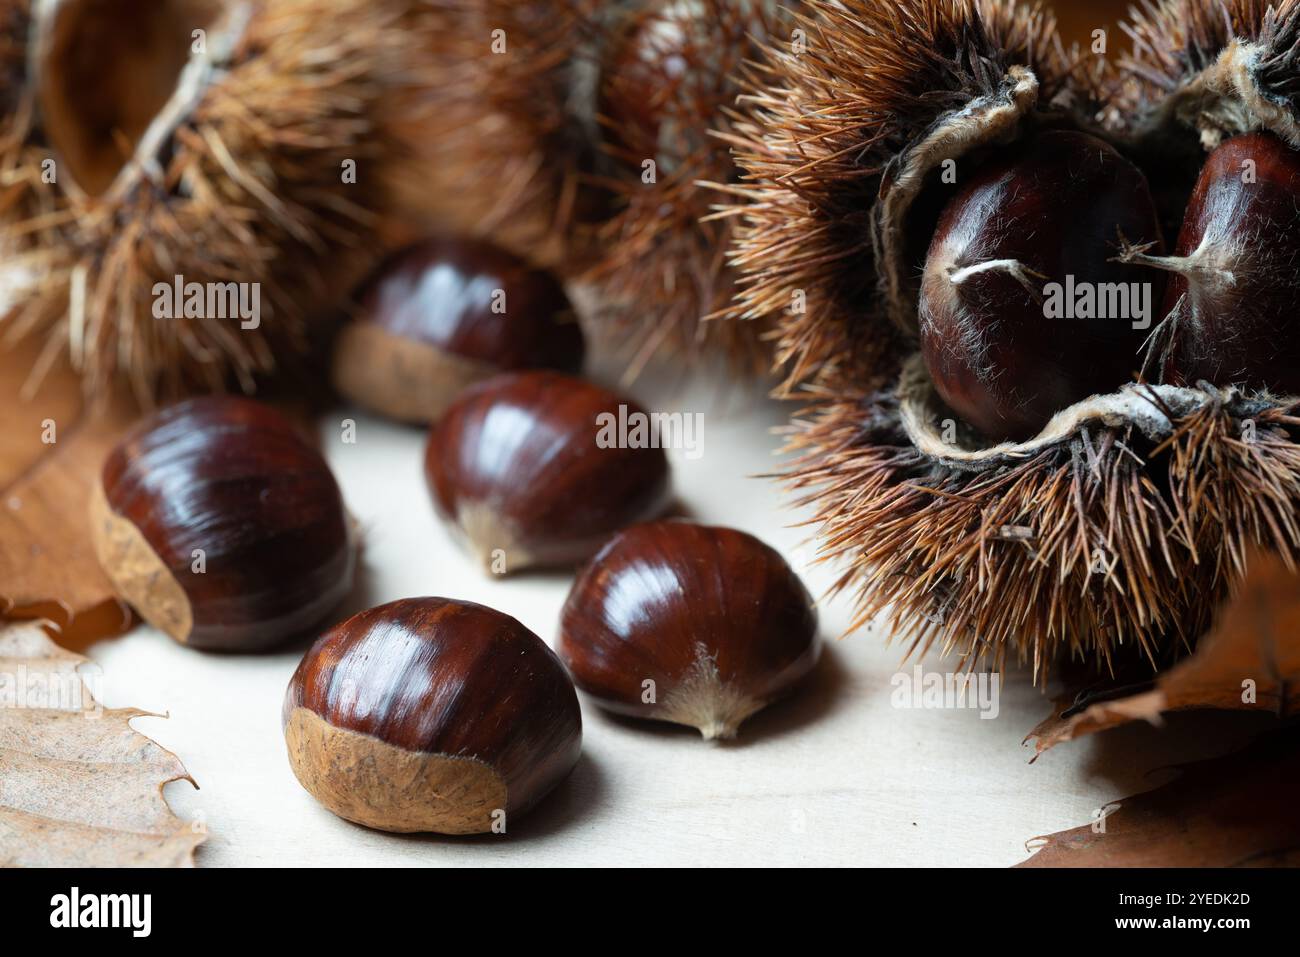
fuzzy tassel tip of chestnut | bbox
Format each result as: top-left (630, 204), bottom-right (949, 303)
top-left (559, 521), bottom-right (820, 741)
top-left (658, 642), bottom-right (769, 742)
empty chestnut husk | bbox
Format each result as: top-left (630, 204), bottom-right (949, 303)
top-left (90, 396), bottom-right (354, 652)
top-left (283, 597), bottom-right (582, 834)
top-left (558, 521), bottom-right (820, 740)
top-left (423, 370), bottom-right (673, 573)
top-left (332, 238), bottom-right (585, 424)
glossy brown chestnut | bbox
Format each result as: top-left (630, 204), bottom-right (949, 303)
top-left (332, 238), bottom-right (585, 424)
top-left (1134, 131), bottom-right (1300, 395)
top-left (283, 597), bottom-right (582, 834)
top-left (424, 370), bottom-right (673, 574)
top-left (558, 521), bottom-right (819, 740)
top-left (90, 396), bottom-right (354, 652)
top-left (920, 130), bottom-right (1166, 441)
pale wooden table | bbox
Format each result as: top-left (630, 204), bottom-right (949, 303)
top-left (86, 361), bottom-right (1272, 866)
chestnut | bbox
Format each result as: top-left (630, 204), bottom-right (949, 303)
top-left (1132, 131), bottom-right (1300, 395)
top-left (424, 370), bottom-right (672, 573)
top-left (89, 396), bottom-right (354, 652)
top-left (558, 521), bottom-right (819, 740)
top-left (283, 597), bottom-right (581, 834)
top-left (919, 130), bottom-right (1166, 441)
top-left (331, 238), bottom-right (585, 424)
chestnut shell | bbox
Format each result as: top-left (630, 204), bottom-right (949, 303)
top-left (423, 371), bottom-right (673, 572)
top-left (558, 521), bottom-right (820, 739)
top-left (357, 238), bottom-right (583, 372)
top-left (333, 238), bottom-right (584, 423)
top-left (94, 396), bottom-right (353, 652)
top-left (283, 597), bottom-right (582, 833)
top-left (1160, 131), bottom-right (1300, 395)
top-left (919, 130), bottom-right (1166, 441)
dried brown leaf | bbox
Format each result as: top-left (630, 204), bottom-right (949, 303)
top-left (0, 339), bottom-right (138, 631)
top-left (0, 620), bottom-right (205, 866)
top-left (1018, 729), bottom-right (1300, 867)
top-left (1027, 548), bottom-right (1300, 755)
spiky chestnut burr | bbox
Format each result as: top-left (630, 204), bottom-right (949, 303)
top-left (724, 0), bottom-right (1096, 398)
top-left (599, 2), bottom-right (695, 157)
top-left (390, 0), bottom-right (784, 375)
top-left (389, 0), bottom-right (605, 273)
top-left (423, 371), bottom-right (673, 573)
top-left (284, 598), bottom-right (582, 834)
top-left (1121, 131), bottom-right (1300, 396)
top-left (558, 521), bottom-right (819, 740)
top-left (89, 397), bottom-right (354, 652)
top-left (0, 0), bottom-right (432, 401)
top-left (721, 0), bottom-right (1300, 679)
top-left (0, 1), bottom-right (25, 114)
top-left (1114, 0), bottom-right (1300, 132)
top-left (332, 239), bottom-right (585, 424)
top-left (586, 0), bottom-right (785, 376)
top-left (921, 130), bottom-right (1166, 440)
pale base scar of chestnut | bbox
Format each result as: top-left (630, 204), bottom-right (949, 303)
top-left (332, 322), bottom-right (496, 424)
top-left (658, 642), bottom-right (765, 741)
top-left (88, 481), bottom-right (193, 643)
top-left (283, 707), bottom-right (506, 835)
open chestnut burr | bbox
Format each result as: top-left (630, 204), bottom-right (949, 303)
top-left (558, 521), bottom-right (820, 740)
top-left (283, 597), bottom-right (582, 834)
top-left (0, 0), bottom-right (437, 401)
top-left (585, 0), bottom-right (785, 375)
top-left (90, 396), bottom-right (354, 652)
top-left (718, 0), bottom-right (1300, 679)
top-left (423, 370), bottom-right (673, 574)
top-left (332, 238), bottom-right (584, 424)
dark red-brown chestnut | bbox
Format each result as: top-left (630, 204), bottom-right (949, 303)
top-left (920, 130), bottom-right (1167, 441)
top-left (423, 370), bottom-right (673, 574)
top-left (1125, 131), bottom-right (1300, 396)
top-left (89, 396), bottom-right (354, 652)
top-left (332, 238), bottom-right (585, 424)
top-left (283, 597), bottom-right (582, 834)
top-left (558, 521), bottom-right (819, 740)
